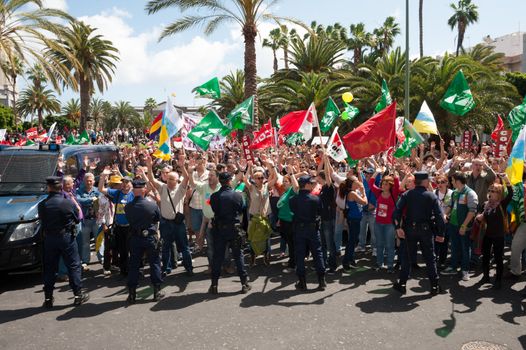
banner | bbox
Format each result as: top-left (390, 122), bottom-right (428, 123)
top-left (25, 127), bottom-right (38, 140)
top-left (242, 135), bottom-right (254, 162)
top-left (462, 130), bottom-right (472, 149)
top-left (182, 113), bottom-right (225, 151)
top-left (0, 129), bottom-right (6, 142)
top-left (494, 129), bottom-right (511, 158)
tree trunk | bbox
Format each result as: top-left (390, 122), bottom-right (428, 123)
top-left (283, 44), bottom-right (289, 70)
top-left (272, 49), bottom-right (278, 73)
top-left (11, 76), bottom-right (17, 130)
top-left (456, 22), bottom-right (466, 56)
top-left (419, 0), bottom-right (424, 58)
top-left (243, 23), bottom-right (258, 128)
top-left (354, 48), bottom-right (361, 65)
top-left (79, 74), bottom-right (90, 132)
top-left (38, 109), bottom-right (43, 129)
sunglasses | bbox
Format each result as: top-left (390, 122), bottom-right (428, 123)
top-left (437, 181), bottom-right (448, 184)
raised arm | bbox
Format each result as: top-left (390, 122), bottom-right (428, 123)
top-left (144, 154), bottom-right (163, 191)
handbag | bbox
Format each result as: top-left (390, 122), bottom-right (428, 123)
top-left (166, 185), bottom-right (185, 224)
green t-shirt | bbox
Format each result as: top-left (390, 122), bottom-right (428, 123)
top-left (277, 187), bottom-right (296, 222)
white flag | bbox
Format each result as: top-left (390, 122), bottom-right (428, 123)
top-left (326, 127), bottom-right (347, 162)
top-left (164, 94), bottom-right (184, 137)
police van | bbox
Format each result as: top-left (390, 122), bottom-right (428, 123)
top-left (0, 144), bottom-right (119, 273)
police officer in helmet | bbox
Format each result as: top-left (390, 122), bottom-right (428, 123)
top-left (209, 172), bottom-right (251, 294)
top-left (289, 175), bottom-right (326, 291)
top-left (125, 179), bottom-right (163, 304)
top-left (392, 171), bottom-right (445, 296)
top-left (39, 176), bottom-right (89, 308)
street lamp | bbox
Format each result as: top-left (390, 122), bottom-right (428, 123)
top-left (405, 0), bottom-right (410, 120)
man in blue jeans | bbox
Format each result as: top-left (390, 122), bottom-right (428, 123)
top-left (144, 154), bottom-right (194, 276)
top-left (76, 173), bottom-right (100, 267)
top-left (358, 168), bottom-right (380, 254)
top-left (441, 172), bottom-right (478, 281)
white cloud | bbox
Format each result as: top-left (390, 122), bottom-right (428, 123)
top-left (79, 8), bottom-right (238, 87)
top-left (42, 0), bottom-right (68, 11)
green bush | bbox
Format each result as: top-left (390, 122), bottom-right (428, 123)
top-left (506, 72), bottom-right (526, 98)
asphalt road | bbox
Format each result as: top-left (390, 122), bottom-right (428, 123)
top-left (1, 246), bottom-right (525, 350)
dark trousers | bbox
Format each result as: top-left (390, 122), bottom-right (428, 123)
top-left (399, 228), bottom-right (438, 284)
top-left (114, 225), bottom-right (130, 274)
top-left (342, 219), bottom-right (361, 266)
top-left (434, 224), bottom-right (453, 267)
top-left (128, 235), bottom-right (163, 288)
top-left (211, 229), bottom-right (247, 284)
top-left (320, 219), bottom-right (337, 271)
top-left (103, 228), bottom-right (118, 270)
top-left (160, 219), bottom-right (192, 272)
top-left (280, 220), bottom-right (295, 268)
top-left (482, 235), bottom-right (504, 281)
top-left (294, 226), bottom-right (325, 277)
top-left (43, 233), bottom-right (82, 296)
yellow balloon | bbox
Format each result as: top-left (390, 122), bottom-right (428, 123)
top-left (342, 92), bottom-right (354, 104)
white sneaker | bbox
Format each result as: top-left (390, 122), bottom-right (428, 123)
top-left (355, 246), bottom-right (365, 253)
top-left (103, 269), bottom-right (111, 276)
top-left (462, 271), bottom-right (470, 281)
top-left (372, 248), bottom-right (377, 257)
top-left (82, 263), bottom-right (89, 272)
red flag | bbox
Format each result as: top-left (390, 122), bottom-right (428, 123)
top-left (15, 138), bottom-right (27, 146)
top-left (278, 103), bottom-right (316, 141)
top-left (342, 102), bottom-right (397, 159)
top-left (250, 120), bottom-right (274, 150)
top-left (25, 127), bottom-right (38, 140)
top-left (491, 114), bottom-right (504, 141)
top-left (55, 136), bottom-right (62, 144)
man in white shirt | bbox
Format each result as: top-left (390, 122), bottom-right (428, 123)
top-left (145, 154), bottom-right (193, 276)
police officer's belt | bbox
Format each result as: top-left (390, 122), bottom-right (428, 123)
top-left (295, 222), bottom-right (317, 229)
top-left (116, 224), bottom-right (130, 227)
top-left (215, 222), bottom-right (236, 230)
top-left (408, 222), bottom-right (431, 230)
top-left (131, 228), bottom-right (156, 237)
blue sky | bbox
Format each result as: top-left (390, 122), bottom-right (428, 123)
top-left (40, 0), bottom-right (526, 107)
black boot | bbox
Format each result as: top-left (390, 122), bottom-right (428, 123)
top-left (127, 288), bottom-right (136, 304)
top-left (73, 291), bottom-right (89, 306)
top-left (43, 292), bottom-right (54, 309)
top-left (493, 279), bottom-right (502, 290)
top-left (393, 281), bottom-right (406, 295)
top-left (430, 280), bottom-right (442, 296)
top-left (317, 274), bottom-right (327, 291)
top-left (153, 285), bottom-right (164, 301)
top-left (295, 276), bottom-right (307, 291)
top-left (480, 274), bottom-right (491, 284)
top-left (208, 279), bottom-right (219, 294)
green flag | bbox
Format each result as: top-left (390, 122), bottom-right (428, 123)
top-left (77, 130), bottom-right (90, 145)
top-left (188, 110), bottom-right (225, 151)
top-left (65, 134), bottom-right (77, 145)
top-left (374, 79), bottom-right (392, 113)
top-left (224, 96), bottom-right (254, 134)
top-left (508, 96), bottom-right (526, 142)
top-left (193, 77), bottom-right (221, 99)
top-left (341, 103), bottom-right (360, 122)
top-left (320, 97), bottom-right (340, 133)
top-left (440, 70), bottom-right (475, 116)
top-left (25, 139), bottom-right (35, 146)
top-left (394, 119), bottom-right (424, 158)
top-left (346, 156), bottom-right (359, 168)
top-left (285, 133), bottom-right (304, 145)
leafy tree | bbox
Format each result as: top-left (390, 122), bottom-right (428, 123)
top-left (46, 21), bottom-right (119, 131)
top-left (144, 97), bottom-right (158, 115)
top-left (43, 115), bottom-right (78, 131)
top-left (347, 23), bottom-right (374, 66)
top-left (506, 72), bottom-right (526, 98)
top-left (373, 16), bottom-right (401, 56)
top-left (0, 105), bottom-right (14, 129)
top-left (263, 28), bottom-right (284, 72)
top-left (62, 98), bottom-right (81, 121)
top-left (448, 0), bottom-right (479, 56)
top-left (288, 32), bottom-right (347, 73)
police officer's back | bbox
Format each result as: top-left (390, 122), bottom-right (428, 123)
top-left (124, 179), bottom-right (162, 304)
top-left (208, 172), bottom-right (250, 294)
top-left (392, 171), bottom-right (445, 295)
top-left (289, 175), bottom-right (326, 291)
top-left (39, 176), bottom-right (88, 308)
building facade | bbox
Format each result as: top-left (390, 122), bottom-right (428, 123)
top-left (482, 32), bottom-right (526, 72)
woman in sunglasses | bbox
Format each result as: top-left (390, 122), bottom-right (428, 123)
top-left (475, 174), bottom-right (512, 289)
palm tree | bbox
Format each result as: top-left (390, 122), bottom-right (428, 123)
top-left (17, 86), bottom-right (61, 128)
top-left (144, 97), bottom-right (158, 115)
top-left (1, 57), bottom-right (23, 128)
top-left (46, 21), bottom-right (119, 132)
top-left (0, 0), bottom-right (77, 91)
top-left (111, 101), bottom-right (140, 129)
top-left (279, 25), bottom-right (295, 70)
top-left (262, 28), bottom-right (283, 72)
top-left (90, 98), bottom-right (107, 131)
top-left (419, 0), bottom-right (424, 58)
top-left (213, 70), bottom-right (246, 118)
top-left (374, 16), bottom-right (401, 56)
top-left (448, 0), bottom-right (479, 56)
top-left (347, 23), bottom-right (373, 66)
top-left (26, 64), bottom-right (47, 90)
top-left (62, 98), bottom-right (81, 121)
top-left (145, 0), bottom-right (302, 126)
top-left (288, 34), bottom-right (347, 73)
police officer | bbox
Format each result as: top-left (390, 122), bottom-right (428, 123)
top-left (124, 179), bottom-right (163, 304)
top-left (39, 176), bottom-right (89, 308)
top-left (289, 175), bottom-right (326, 291)
top-left (209, 172), bottom-right (251, 294)
top-left (392, 171), bottom-right (445, 296)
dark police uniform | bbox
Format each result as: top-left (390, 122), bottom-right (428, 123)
top-left (209, 172), bottom-right (250, 294)
top-left (39, 176), bottom-right (88, 308)
top-left (392, 171), bottom-right (445, 295)
top-left (124, 179), bottom-right (162, 304)
top-left (289, 175), bottom-right (326, 291)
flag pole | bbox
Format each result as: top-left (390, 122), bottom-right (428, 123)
top-left (404, 0), bottom-right (410, 121)
top-left (312, 103), bottom-right (326, 153)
